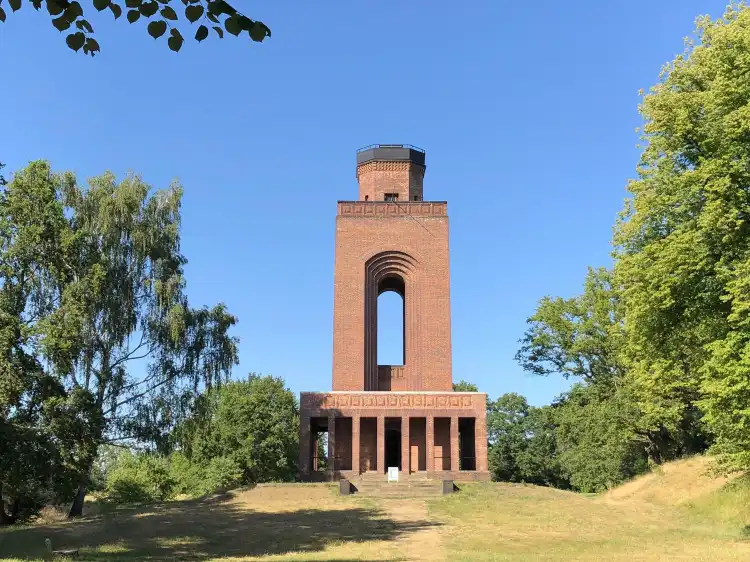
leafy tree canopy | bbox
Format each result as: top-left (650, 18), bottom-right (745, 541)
top-left (613, 2), bottom-right (750, 472)
top-left (486, 393), bottom-right (565, 488)
top-left (552, 383), bottom-right (648, 492)
top-left (0, 0), bottom-right (270, 55)
top-left (515, 267), bottom-right (624, 385)
top-left (453, 380), bottom-right (479, 392)
top-left (0, 160), bottom-right (239, 519)
top-left (177, 374), bottom-right (299, 484)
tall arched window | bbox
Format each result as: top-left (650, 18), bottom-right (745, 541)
top-left (377, 276), bottom-right (405, 366)
top-left (364, 251), bottom-right (416, 390)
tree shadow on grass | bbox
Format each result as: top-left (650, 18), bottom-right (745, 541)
top-left (0, 491), bottom-right (437, 561)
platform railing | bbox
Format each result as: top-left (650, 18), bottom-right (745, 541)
top-left (356, 143), bottom-right (424, 153)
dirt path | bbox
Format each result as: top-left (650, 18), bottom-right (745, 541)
top-left (376, 498), bottom-right (446, 562)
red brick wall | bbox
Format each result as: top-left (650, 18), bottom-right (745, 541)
top-left (332, 163), bottom-right (452, 392)
top-left (356, 161), bottom-right (424, 202)
top-left (298, 392), bottom-right (489, 479)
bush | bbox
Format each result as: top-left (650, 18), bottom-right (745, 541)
top-left (169, 452), bottom-right (242, 497)
top-left (204, 456), bottom-right (243, 493)
top-left (178, 376), bottom-right (299, 485)
top-left (105, 451), bottom-right (175, 504)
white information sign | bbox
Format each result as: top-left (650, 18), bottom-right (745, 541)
top-left (387, 466), bottom-right (399, 482)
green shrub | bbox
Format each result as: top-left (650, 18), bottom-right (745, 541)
top-left (105, 451), bottom-right (175, 504)
top-left (203, 456), bottom-right (243, 493)
top-left (168, 452), bottom-right (242, 497)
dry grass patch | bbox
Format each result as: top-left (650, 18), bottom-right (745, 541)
top-left (603, 455), bottom-right (738, 506)
top-left (0, 484), bottom-right (435, 561)
top-left (2, 458), bottom-right (748, 562)
top-left (428, 462), bottom-right (750, 562)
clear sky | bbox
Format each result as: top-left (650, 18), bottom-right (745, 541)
top-left (0, 0), bottom-right (730, 406)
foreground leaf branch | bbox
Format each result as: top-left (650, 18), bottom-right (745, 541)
top-left (0, 0), bottom-right (271, 55)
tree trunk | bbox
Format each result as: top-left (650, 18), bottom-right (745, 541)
top-left (0, 482), bottom-right (17, 526)
top-left (68, 483), bottom-right (87, 518)
top-left (0, 482), bottom-right (8, 525)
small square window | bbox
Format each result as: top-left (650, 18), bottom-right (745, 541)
top-left (413, 195), bottom-right (418, 201)
top-left (384, 193), bottom-right (398, 202)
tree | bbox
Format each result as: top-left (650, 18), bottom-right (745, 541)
top-left (486, 393), bottom-right (564, 487)
top-left (0, 0), bottom-right (270, 55)
top-left (453, 380), bottom-right (478, 392)
top-left (0, 161), bottom-right (239, 518)
top-left (613, 3), bottom-right (750, 472)
top-left (515, 267), bottom-right (625, 385)
top-left (516, 266), bottom-right (707, 465)
top-left (0, 161), bottom-right (91, 523)
top-left (552, 383), bottom-right (647, 492)
top-left (178, 374), bottom-right (299, 484)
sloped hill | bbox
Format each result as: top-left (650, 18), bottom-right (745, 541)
top-left (601, 454), bottom-right (750, 538)
top-left (602, 455), bottom-right (739, 506)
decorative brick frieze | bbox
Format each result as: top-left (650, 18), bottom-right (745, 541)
top-left (302, 392), bottom-right (478, 411)
top-left (337, 201), bottom-right (447, 217)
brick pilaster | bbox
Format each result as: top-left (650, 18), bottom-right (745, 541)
top-left (426, 415), bottom-right (435, 472)
top-left (401, 415), bottom-right (410, 474)
top-left (328, 414), bottom-right (336, 476)
top-left (377, 415), bottom-right (385, 474)
top-left (476, 413), bottom-right (488, 472)
top-left (450, 415), bottom-right (459, 472)
top-left (352, 414), bottom-right (361, 475)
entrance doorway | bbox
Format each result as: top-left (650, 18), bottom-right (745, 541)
top-left (459, 417), bottom-right (477, 470)
top-left (384, 418), bottom-right (401, 471)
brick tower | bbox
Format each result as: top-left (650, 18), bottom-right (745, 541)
top-left (299, 145), bottom-right (489, 482)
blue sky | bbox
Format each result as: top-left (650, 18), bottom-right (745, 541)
top-left (0, 0), bottom-right (729, 406)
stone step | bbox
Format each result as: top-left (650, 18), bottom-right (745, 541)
top-left (351, 479), bottom-right (444, 498)
top-left (356, 472), bottom-right (435, 481)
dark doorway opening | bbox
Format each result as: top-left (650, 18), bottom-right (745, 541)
top-left (459, 417), bottom-right (477, 471)
top-left (434, 417), bottom-right (451, 471)
top-left (384, 418), bottom-right (401, 471)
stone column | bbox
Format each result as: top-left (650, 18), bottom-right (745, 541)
top-left (352, 415), bottom-right (361, 475)
top-left (475, 415), bottom-right (488, 472)
top-left (299, 414), bottom-right (311, 478)
top-left (401, 416), bottom-right (410, 474)
top-left (450, 415), bottom-right (459, 472)
top-left (377, 415), bottom-right (385, 474)
top-left (328, 414), bottom-right (336, 477)
top-left (426, 415), bottom-right (435, 472)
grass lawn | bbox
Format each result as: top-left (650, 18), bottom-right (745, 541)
top-left (1, 457), bottom-right (748, 561)
top-left (429, 456), bottom-right (750, 561)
